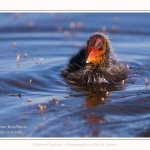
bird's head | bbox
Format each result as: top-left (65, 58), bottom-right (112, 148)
top-left (86, 32), bottom-right (111, 68)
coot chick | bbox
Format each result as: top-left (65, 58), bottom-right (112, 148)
top-left (62, 32), bottom-right (127, 85)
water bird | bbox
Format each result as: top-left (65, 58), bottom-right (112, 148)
top-left (62, 32), bottom-right (127, 85)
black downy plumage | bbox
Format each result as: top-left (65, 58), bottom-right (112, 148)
top-left (62, 32), bottom-right (127, 85)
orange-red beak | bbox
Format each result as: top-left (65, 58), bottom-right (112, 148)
top-left (86, 47), bottom-right (99, 64)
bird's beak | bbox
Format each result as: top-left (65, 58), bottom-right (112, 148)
top-left (86, 47), bottom-right (99, 64)
top-left (86, 60), bottom-right (89, 63)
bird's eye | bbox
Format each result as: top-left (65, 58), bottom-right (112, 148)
top-left (96, 42), bottom-right (103, 51)
top-left (99, 46), bottom-right (103, 51)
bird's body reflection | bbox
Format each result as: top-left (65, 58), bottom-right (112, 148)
top-left (71, 83), bottom-right (125, 108)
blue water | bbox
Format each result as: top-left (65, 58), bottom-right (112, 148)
top-left (0, 13), bottom-right (150, 137)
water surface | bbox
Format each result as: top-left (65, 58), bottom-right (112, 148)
top-left (0, 13), bottom-right (150, 137)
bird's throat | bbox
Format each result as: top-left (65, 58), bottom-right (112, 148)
top-left (86, 53), bottom-right (109, 70)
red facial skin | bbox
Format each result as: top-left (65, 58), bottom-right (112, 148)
top-left (86, 37), bottom-right (106, 65)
